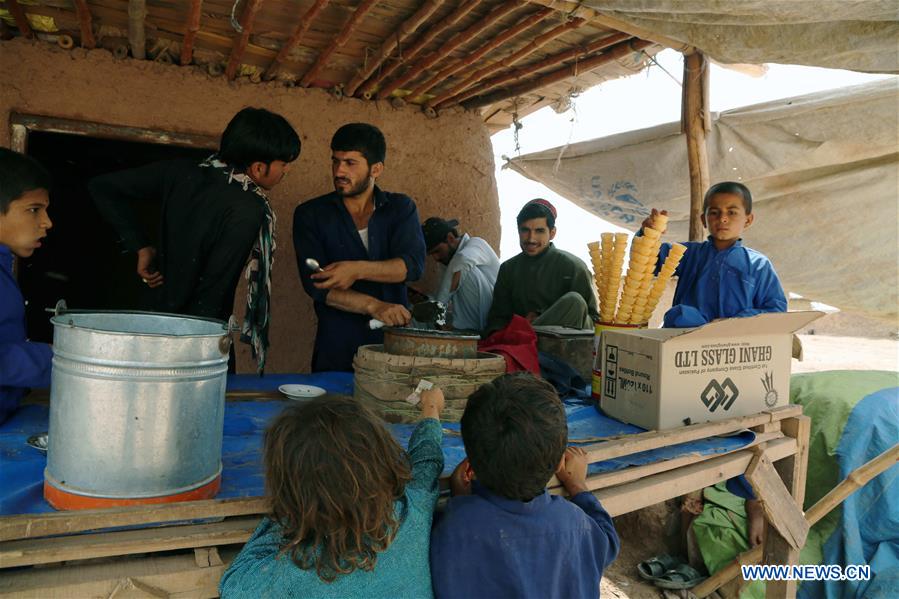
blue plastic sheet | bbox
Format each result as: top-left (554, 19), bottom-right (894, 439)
top-left (0, 374), bottom-right (754, 517)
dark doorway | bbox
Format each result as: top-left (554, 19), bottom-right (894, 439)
top-left (19, 131), bottom-right (211, 343)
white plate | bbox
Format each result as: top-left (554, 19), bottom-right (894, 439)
top-left (278, 384), bottom-right (327, 399)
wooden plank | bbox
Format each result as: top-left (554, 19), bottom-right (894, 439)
top-left (10, 113), bottom-right (218, 150)
top-left (582, 405), bottom-right (801, 464)
top-left (594, 436), bottom-right (796, 517)
top-left (548, 431), bottom-right (785, 493)
top-left (0, 516), bottom-right (259, 569)
top-left (0, 548), bottom-right (238, 597)
top-left (0, 497), bottom-right (268, 543)
top-left (682, 50), bottom-right (709, 241)
top-left (746, 450), bottom-right (810, 550)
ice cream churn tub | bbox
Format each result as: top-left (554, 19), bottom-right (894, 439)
top-left (44, 303), bottom-right (233, 509)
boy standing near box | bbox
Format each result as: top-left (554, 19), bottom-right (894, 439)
top-left (430, 373), bottom-right (619, 599)
top-left (642, 181), bottom-right (786, 546)
top-left (643, 181), bottom-right (787, 328)
top-left (0, 149), bottom-right (53, 425)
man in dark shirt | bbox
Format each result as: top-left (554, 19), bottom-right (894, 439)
top-left (91, 107), bottom-right (300, 371)
top-left (293, 123), bottom-right (426, 372)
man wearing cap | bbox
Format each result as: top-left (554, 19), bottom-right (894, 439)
top-left (422, 217), bottom-right (500, 332)
top-left (485, 198), bottom-right (598, 334)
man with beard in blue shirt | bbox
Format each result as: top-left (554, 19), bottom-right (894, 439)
top-left (293, 123), bottom-right (426, 371)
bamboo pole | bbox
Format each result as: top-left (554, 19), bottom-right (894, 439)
top-left (693, 442), bottom-right (899, 598)
top-left (263, 0), bottom-right (328, 79)
top-left (407, 6), bottom-right (552, 101)
top-left (300, 0), bottom-right (378, 87)
top-left (523, 0), bottom-right (690, 52)
top-left (225, 0), bottom-right (265, 81)
top-left (465, 38), bottom-right (650, 111)
top-left (180, 0), bottom-right (203, 65)
top-left (345, 0), bottom-right (445, 97)
top-left (6, 0), bottom-right (32, 38)
top-left (72, 0), bottom-right (96, 49)
top-left (359, 0), bottom-right (480, 99)
top-left (682, 51), bottom-right (710, 241)
top-left (128, 0), bottom-right (147, 60)
top-left (445, 31), bottom-right (628, 109)
top-left (377, 0), bottom-right (524, 100)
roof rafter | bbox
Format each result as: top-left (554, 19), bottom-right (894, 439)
top-left (358, 0), bottom-right (480, 99)
top-left (225, 0), bottom-right (265, 80)
top-left (72, 0), bottom-right (96, 48)
top-left (264, 0), bottom-right (330, 80)
top-left (406, 6), bottom-right (553, 101)
top-left (6, 0), bottom-right (32, 38)
top-left (344, 0), bottom-right (445, 97)
top-left (180, 0), bottom-right (203, 65)
top-left (300, 0), bottom-right (379, 88)
top-left (377, 0), bottom-right (525, 100)
top-left (465, 38), bottom-right (653, 110)
top-left (429, 15), bottom-right (587, 109)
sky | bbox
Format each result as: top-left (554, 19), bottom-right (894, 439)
top-left (489, 48), bottom-right (894, 265)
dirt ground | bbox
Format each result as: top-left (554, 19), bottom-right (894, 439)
top-left (600, 311), bottom-right (897, 598)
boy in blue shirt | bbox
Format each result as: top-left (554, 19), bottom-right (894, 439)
top-left (430, 373), bottom-right (619, 599)
top-left (643, 181), bottom-right (787, 328)
top-left (0, 149), bottom-right (53, 424)
top-left (642, 181), bottom-right (787, 546)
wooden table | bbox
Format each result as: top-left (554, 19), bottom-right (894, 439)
top-left (0, 404), bottom-right (809, 598)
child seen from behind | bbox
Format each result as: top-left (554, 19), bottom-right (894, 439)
top-left (220, 390), bottom-right (445, 598)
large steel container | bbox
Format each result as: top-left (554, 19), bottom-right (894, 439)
top-left (45, 311), bottom-right (230, 509)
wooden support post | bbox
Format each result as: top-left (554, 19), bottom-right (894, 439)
top-left (408, 7), bottom-right (552, 101)
top-left (300, 0), bottom-right (378, 88)
top-left (128, 0), bottom-right (147, 60)
top-left (345, 0), bottom-right (445, 97)
top-left (359, 0), bottom-right (480, 99)
top-left (465, 38), bottom-right (651, 110)
top-left (225, 0), bottom-right (265, 81)
top-left (263, 0), bottom-right (329, 79)
top-left (430, 16), bottom-right (589, 109)
top-left (72, 0), bottom-right (96, 48)
top-left (746, 450), bottom-right (810, 550)
top-left (180, 0), bottom-right (203, 65)
top-left (377, 0), bottom-right (525, 100)
top-left (682, 51), bottom-right (709, 241)
top-left (6, 0), bottom-right (32, 38)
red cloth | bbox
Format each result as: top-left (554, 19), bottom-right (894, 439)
top-left (477, 315), bottom-right (540, 375)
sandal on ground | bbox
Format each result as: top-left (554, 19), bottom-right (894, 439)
top-left (654, 563), bottom-right (707, 590)
top-left (636, 554), bottom-right (681, 581)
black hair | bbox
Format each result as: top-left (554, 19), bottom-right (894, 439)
top-left (703, 181), bottom-right (753, 214)
top-left (219, 107), bottom-right (301, 172)
top-left (461, 373), bottom-right (567, 501)
top-left (516, 202), bottom-right (556, 229)
top-left (0, 148), bottom-right (51, 214)
top-left (331, 123), bottom-right (387, 166)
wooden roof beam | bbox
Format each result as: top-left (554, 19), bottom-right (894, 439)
top-left (464, 38), bottom-right (653, 110)
top-left (180, 0), bottom-right (203, 65)
top-left (225, 0), bottom-right (265, 81)
top-left (358, 0), bottom-right (480, 99)
top-left (377, 0), bottom-right (524, 100)
top-left (128, 0), bottom-right (147, 60)
top-left (300, 0), bottom-right (378, 88)
top-left (407, 6), bottom-right (553, 101)
top-left (6, 0), bottom-right (32, 38)
top-left (344, 0), bottom-right (445, 97)
top-left (524, 0), bottom-right (690, 52)
top-left (264, 0), bottom-right (330, 80)
top-left (73, 0), bottom-right (96, 48)
top-left (444, 30), bottom-right (629, 109)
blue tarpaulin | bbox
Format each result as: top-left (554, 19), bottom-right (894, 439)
top-left (0, 373), bottom-right (754, 517)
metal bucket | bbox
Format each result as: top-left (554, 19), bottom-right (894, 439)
top-left (45, 310), bottom-right (230, 510)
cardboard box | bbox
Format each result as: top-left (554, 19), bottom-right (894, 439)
top-left (599, 311), bottom-right (823, 430)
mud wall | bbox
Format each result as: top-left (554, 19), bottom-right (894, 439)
top-left (1, 39), bottom-right (500, 373)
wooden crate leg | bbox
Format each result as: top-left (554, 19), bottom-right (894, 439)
top-left (764, 415), bottom-right (810, 599)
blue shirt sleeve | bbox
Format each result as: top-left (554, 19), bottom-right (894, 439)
top-left (0, 341), bottom-right (52, 389)
top-left (389, 196), bottom-right (426, 283)
top-left (292, 203), bottom-right (330, 305)
top-left (569, 491), bottom-right (621, 570)
top-left (405, 418), bottom-right (444, 502)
